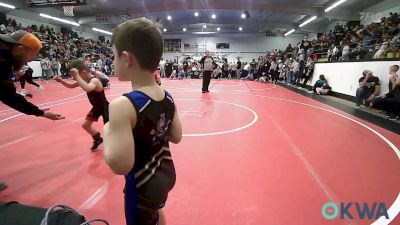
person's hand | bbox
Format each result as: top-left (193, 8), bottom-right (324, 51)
top-left (366, 72), bottom-right (373, 79)
top-left (53, 75), bottom-right (62, 82)
top-left (69, 68), bottom-right (79, 80)
top-left (41, 109), bottom-right (65, 120)
top-left (367, 95), bottom-right (375, 102)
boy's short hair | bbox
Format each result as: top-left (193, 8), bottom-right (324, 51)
top-left (67, 59), bottom-right (89, 72)
top-left (390, 65), bottom-right (399, 71)
top-left (112, 18), bottom-right (163, 72)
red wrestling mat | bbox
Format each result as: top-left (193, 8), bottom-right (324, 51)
top-left (0, 78), bottom-right (399, 225)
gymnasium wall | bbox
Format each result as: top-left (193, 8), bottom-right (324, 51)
top-left (309, 60), bottom-right (400, 97)
top-left (28, 61), bottom-right (43, 78)
top-left (360, 0), bottom-right (400, 25)
top-left (162, 33), bottom-right (305, 62)
top-left (7, 14), bottom-right (61, 33)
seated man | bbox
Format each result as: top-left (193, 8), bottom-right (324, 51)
top-left (355, 70), bottom-right (380, 108)
top-left (177, 66), bottom-right (185, 79)
top-left (213, 66), bottom-right (222, 79)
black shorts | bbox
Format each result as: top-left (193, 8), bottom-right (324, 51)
top-left (86, 104), bottom-right (109, 124)
top-left (125, 194), bottom-right (165, 225)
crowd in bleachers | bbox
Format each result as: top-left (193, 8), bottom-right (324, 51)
top-left (271, 12), bottom-right (400, 62)
top-left (1, 18), bottom-right (114, 77)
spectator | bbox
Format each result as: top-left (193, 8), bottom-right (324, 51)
top-left (316, 83), bottom-right (331, 95)
top-left (296, 55), bottom-right (306, 85)
top-left (341, 39), bottom-right (350, 61)
top-left (221, 59), bottom-right (229, 79)
top-left (279, 60), bottom-right (288, 81)
top-left (173, 60), bottom-right (179, 75)
top-left (165, 60), bottom-right (173, 78)
top-left (236, 59), bottom-right (242, 79)
top-left (250, 59), bottom-right (257, 76)
top-left (332, 45), bottom-right (340, 61)
top-left (313, 75), bottom-right (328, 93)
top-left (6, 23), bottom-right (15, 33)
top-left (41, 56), bottom-right (52, 80)
top-left (159, 58), bottom-right (166, 78)
top-left (182, 59), bottom-right (189, 77)
top-left (300, 37), bottom-right (311, 57)
top-left (177, 65), bottom-right (185, 79)
top-left (372, 65), bottom-right (400, 119)
top-left (327, 45), bottom-right (334, 61)
top-left (242, 62), bottom-right (250, 78)
top-left (388, 65), bottom-right (400, 93)
top-left (374, 37), bottom-right (389, 59)
top-left (0, 24), bottom-right (6, 34)
top-left (355, 70), bottom-right (380, 108)
top-left (269, 59), bottom-right (278, 83)
top-left (60, 59), bottom-right (68, 77)
top-left (228, 61), bottom-right (236, 79)
top-left (213, 64), bottom-right (222, 79)
top-left (302, 56), bottom-right (314, 87)
top-left (286, 44), bottom-right (294, 58)
top-left (96, 56), bottom-right (103, 69)
top-left (291, 58), bottom-right (300, 84)
top-left (51, 57), bottom-right (59, 76)
top-left (287, 58), bottom-right (294, 84)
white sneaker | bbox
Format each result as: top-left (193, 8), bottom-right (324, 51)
top-left (19, 91), bottom-right (26, 97)
top-left (38, 86), bottom-right (44, 91)
top-left (355, 105), bottom-right (361, 109)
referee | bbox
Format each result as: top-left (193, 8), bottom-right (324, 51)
top-left (0, 30), bottom-right (65, 191)
top-left (200, 50), bottom-right (214, 93)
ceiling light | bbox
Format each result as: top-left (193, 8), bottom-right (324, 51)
top-left (284, 29), bottom-right (295, 36)
top-left (194, 12), bottom-right (199, 17)
top-left (183, 27), bottom-right (187, 32)
top-left (39, 13), bottom-right (79, 26)
top-left (92, 28), bottom-right (112, 35)
top-left (211, 14), bottom-right (216, 19)
top-left (0, 2), bottom-right (15, 9)
top-left (167, 15), bottom-right (172, 21)
top-left (193, 31), bottom-right (216, 35)
top-left (241, 11), bottom-right (250, 19)
top-left (299, 16), bottom-right (317, 28)
top-left (163, 28), bottom-right (167, 32)
top-left (239, 27), bottom-right (243, 31)
top-left (203, 24), bottom-right (207, 29)
top-left (324, 0), bottom-right (347, 12)
top-left (217, 27), bottom-right (220, 31)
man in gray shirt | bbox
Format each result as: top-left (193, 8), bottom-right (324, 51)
top-left (200, 50), bottom-right (214, 93)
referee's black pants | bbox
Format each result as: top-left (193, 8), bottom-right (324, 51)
top-left (202, 71), bottom-right (212, 92)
